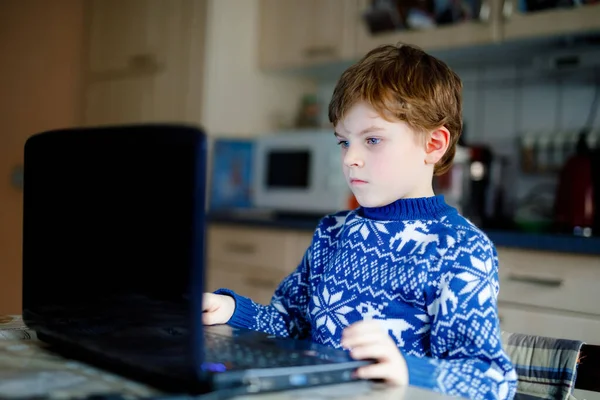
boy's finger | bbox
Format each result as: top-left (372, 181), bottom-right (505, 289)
top-left (202, 310), bottom-right (225, 325)
top-left (341, 332), bottom-right (387, 350)
top-left (202, 293), bottom-right (214, 311)
top-left (350, 343), bottom-right (392, 361)
top-left (343, 319), bottom-right (385, 336)
top-left (202, 311), bottom-right (215, 325)
top-left (203, 293), bottom-right (222, 312)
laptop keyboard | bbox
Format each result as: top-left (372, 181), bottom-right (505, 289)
top-left (70, 327), bottom-right (336, 373)
top-left (203, 331), bottom-right (333, 369)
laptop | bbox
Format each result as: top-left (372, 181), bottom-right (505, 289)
top-left (21, 124), bottom-right (370, 397)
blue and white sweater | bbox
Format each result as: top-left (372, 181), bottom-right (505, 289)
top-left (216, 196), bottom-right (518, 400)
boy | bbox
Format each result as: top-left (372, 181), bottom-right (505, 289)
top-left (203, 44), bottom-right (518, 400)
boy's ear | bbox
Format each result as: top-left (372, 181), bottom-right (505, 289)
top-left (424, 126), bottom-right (450, 165)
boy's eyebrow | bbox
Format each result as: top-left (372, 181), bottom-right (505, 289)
top-left (335, 126), bottom-right (385, 137)
top-left (359, 126), bottom-right (385, 135)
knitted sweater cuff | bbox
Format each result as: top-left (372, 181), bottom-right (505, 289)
top-left (213, 288), bottom-right (256, 328)
top-left (404, 355), bottom-right (440, 391)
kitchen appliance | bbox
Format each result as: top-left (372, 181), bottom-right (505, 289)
top-left (434, 143), bottom-right (508, 228)
top-left (554, 132), bottom-right (598, 236)
top-left (252, 130), bottom-right (355, 216)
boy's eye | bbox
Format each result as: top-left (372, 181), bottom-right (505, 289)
top-left (337, 140), bottom-right (349, 149)
top-left (366, 138), bottom-right (381, 145)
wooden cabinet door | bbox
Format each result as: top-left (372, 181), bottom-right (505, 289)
top-left (355, 0), bottom-right (503, 55)
top-left (86, 0), bottom-right (187, 75)
top-left (206, 225), bottom-right (316, 305)
top-left (496, 248), bottom-right (600, 317)
top-left (498, 303), bottom-right (600, 345)
top-left (206, 262), bottom-right (285, 306)
top-left (259, 0), bottom-right (358, 70)
top-left (501, 0), bottom-right (600, 41)
top-left (83, 0), bottom-right (205, 126)
top-left (84, 72), bottom-right (191, 126)
top-left (84, 77), bottom-right (154, 126)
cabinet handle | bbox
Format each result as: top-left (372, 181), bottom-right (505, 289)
top-left (246, 277), bottom-right (276, 289)
top-left (128, 53), bottom-right (159, 71)
top-left (502, 0), bottom-right (514, 19)
top-left (303, 46), bottom-right (337, 58)
top-left (479, 0), bottom-right (491, 22)
top-left (507, 274), bottom-right (563, 287)
top-left (224, 242), bottom-right (257, 255)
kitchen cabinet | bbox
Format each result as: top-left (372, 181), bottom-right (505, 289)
top-left (355, 0), bottom-right (503, 55)
top-left (258, 0), bottom-right (600, 71)
top-left (86, 0), bottom-right (178, 76)
top-left (498, 304), bottom-right (600, 345)
top-left (258, 0), bottom-right (358, 70)
top-left (82, 0), bottom-right (206, 126)
top-left (84, 77), bottom-right (155, 126)
top-left (501, 0), bottom-right (600, 42)
top-left (496, 247), bottom-right (600, 344)
top-left (206, 224), bottom-right (313, 304)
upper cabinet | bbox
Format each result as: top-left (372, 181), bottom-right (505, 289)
top-left (83, 0), bottom-right (206, 126)
top-left (258, 0), bottom-right (358, 70)
top-left (258, 0), bottom-right (600, 71)
top-left (355, 0), bottom-right (503, 55)
top-left (501, 0), bottom-right (600, 41)
top-left (86, 0), bottom-right (179, 77)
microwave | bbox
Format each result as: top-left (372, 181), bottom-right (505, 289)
top-left (252, 130), bottom-right (355, 215)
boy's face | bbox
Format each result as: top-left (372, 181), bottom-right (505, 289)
top-left (334, 102), bottom-right (434, 208)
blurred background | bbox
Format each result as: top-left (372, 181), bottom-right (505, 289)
top-left (1, 0), bottom-right (599, 368)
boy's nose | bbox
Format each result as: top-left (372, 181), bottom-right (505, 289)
top-left (343, 146), bottom-right (364, 168)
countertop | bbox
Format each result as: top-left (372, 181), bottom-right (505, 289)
top-left (0, 315), bottom-right (457, 400)
top-left (207, 211), bottom-right (600, 256)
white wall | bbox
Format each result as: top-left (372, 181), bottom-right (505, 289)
top-left (200, 0), bottom-right (316, 137)
top-left (458, 64), bottom-right (599, 148)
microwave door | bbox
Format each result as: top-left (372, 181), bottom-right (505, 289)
top-left (266, 150), bottom-right (311, 190)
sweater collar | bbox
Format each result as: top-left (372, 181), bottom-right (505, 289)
top-left (359, 195), bottom-right (454, 221)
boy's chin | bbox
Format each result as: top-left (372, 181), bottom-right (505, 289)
top-left (354, 196), bottom-right (388, 208)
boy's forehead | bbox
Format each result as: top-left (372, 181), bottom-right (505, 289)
top-left (335, 102), bottom-right (384, 134)
top-left (334, 109), bottom-right (389, 135)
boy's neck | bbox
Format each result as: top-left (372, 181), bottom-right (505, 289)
top-left (405, 181), bottom-right (435, 199)
top-left (360, 195), bottom-right (453, 221)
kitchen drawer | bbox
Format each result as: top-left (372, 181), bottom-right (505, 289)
top-left (206, 261), bottom-right (288, 305)
top-left (497, 248), bottom-right (600, 316)
top-left (206, 267), bottom-right (251, 297)
top-left (498, 302), bottom-right (600, 345)
top-left (207, 225), bottom-right (297, 272)
top-left (290, 231), bottom-right (314, 267)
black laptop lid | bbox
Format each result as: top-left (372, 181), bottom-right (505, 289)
top-left (22, 124), bottom-right (207, 344)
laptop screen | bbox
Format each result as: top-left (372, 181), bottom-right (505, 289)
top-left (22, 125), bottom-right (207, 327)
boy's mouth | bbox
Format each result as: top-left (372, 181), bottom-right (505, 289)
top-left (350, 178), bottom-right (368, 185)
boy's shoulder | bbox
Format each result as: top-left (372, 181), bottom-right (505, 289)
top-left (437, 211), bottom-right (497, 256)
top-left (314, 209), bottom-right (356, 236)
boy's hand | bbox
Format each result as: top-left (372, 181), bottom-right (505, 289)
top-left (341, 320), bottom-right (409, 386)
top-left (202, 293), bottom-right (235, 325)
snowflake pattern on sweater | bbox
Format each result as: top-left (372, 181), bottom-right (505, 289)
top-left (217, 196), bottom-right (518, 400)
